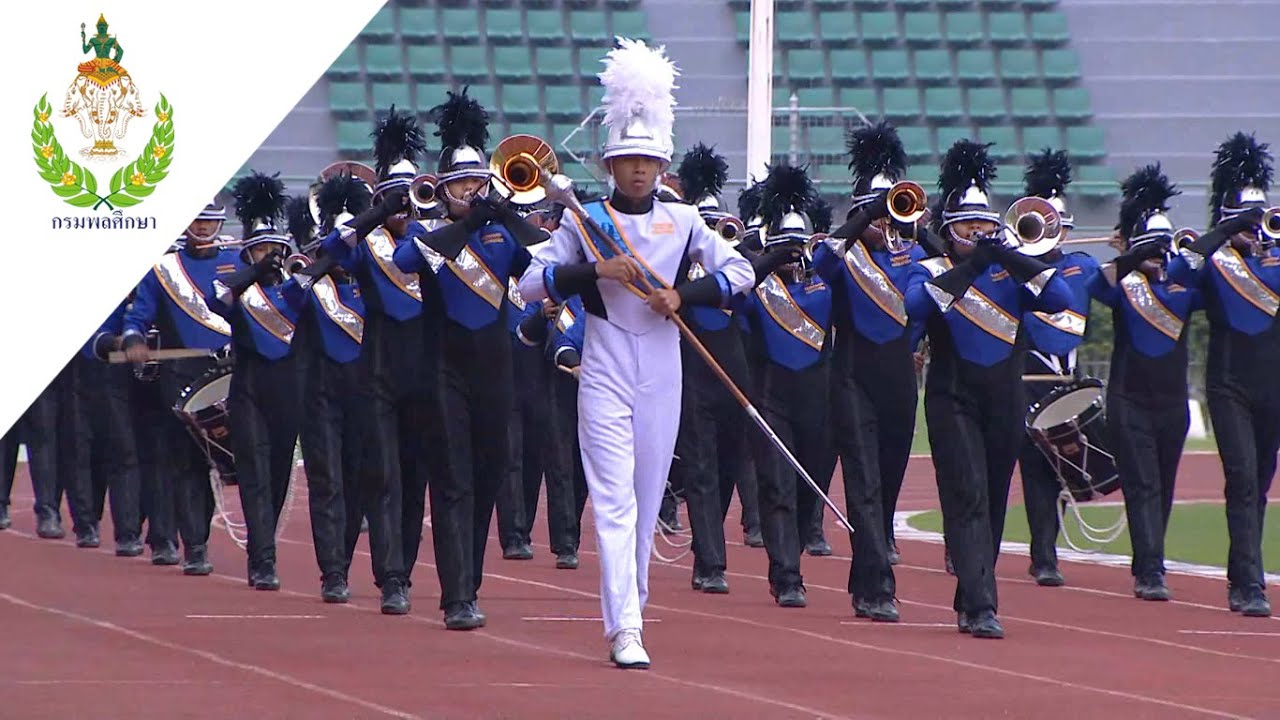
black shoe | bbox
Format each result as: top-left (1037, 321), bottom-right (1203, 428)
top-left (443, 602), bottom-right (484, 630)
top-left (1229, 585), bottom-right (1245, 612)
top-left (696, 573), bottom-right (729, 594)
top-left (380, 579), bottom-right (410, 615)
top-left (75, 525), bottom-right (101, 549)
top-left (252, 565), bottom-right (281, 591)
top-left (0, 505), bottom-right (10, 530)
top-left (555, 552), bottom-right (579, 569)
top-left (1238, 587), bottom-right (1272, 618)
top-left (805, 537), bottom-right (833, 557)
top-left (864, 598), bottom-right (900, 623)
top-left (36, 515), bottom-right (65, 539)
top-left (503, 542), bottom-right (534, 560)
top-left (115, 538), bottom-right (145, 557)
top-left (968, 610), bottom-right (1005, 639)
top-left (469, 601), bottom-right (487, 627)
top-left (956, 612), bottom-right (971, 634)
top-left (1135, 575), bottom-right (1170, 601)
top-left (151, 543), bottom-right (180, 566)
top-left (773, 586), bottom-right (807, 608)
top-left (321, 574), bottom-right (350, 604)
top-left (854, 599), bottom-right (869, 618)
top-left (182, 546), bottom-right (213, 576)
top-left (1031, 565), bottom-right (1065, 587)
top-left (743, 527), bottom-right (764, 548)
top-left (887, 541), bottom-right (901, 566)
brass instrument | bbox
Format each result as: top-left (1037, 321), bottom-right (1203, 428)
top-left (409, 173), bottom-right (440, 212)
top-left (1005, 196), bottom-right (1062, 255)
top-left (1172, 227), bottom-right (1200, 249)
top-left (879, 181), bottom-right (927, 253)
top-left (490, 134), bottom-right (560, 206)
top-left (714, 215), bottom-right (746, 242)
top-left (310, 161), bottom-right (378, 227)
top-left (281, 253), bottom-right (312, 278)
top-left (1260, 207), bottom-right (1280, 241)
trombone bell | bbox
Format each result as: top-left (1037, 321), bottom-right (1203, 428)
top-left (1172, 227), bottom-right (1200, 249)
top-left (714, 215), bottom-right (745, 242)
top-left (1261, 207), bottom-right (1280, 241)
top-left (886, 181), bottom-right (927, 224)
top-left (280, 253), bottom-right (312, 279)
top-left (1006, 196), bottom-right (1062, 256)
top-left (490, 134), bottom-right (559, 206)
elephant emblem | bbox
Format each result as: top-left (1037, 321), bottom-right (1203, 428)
top-left (60, 14), bottom-right (145, 159)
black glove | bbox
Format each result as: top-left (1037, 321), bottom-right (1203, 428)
top-left (751, 243), bottom-right (803, 283)
top-left (221, 253), bottom-right (278, 297)
top-left (253, 251), bottom-right (284, 280)
top-left (91, 333), bottom-right (121, 361)
top-left (968, 239), bottom-right (1002, 272)
top-left (830, 193), bottom-right (887, 241)
top-left (465, 195), bottom-right (502, 231)
top-left (517, 309), bottom-right (551, 348)
top-left (917, 227), bottom-right (946, 258)
top-left (928, 260), bottom-right (984, 304)
top-left (556, 348), bottom-right (581, 371)
top-left (1189, 207), bottom-right (1265, 257)
top-left (994, 245), bottom-right (1053, 285)
top-left (347, 188), bottom-right (408, 237)
top-left (493, 201), bottom-right (552, 247)
top-left (1114, 241), bottom-right (1166, 279)
top-left (294, 255), bottom-right (338, 280)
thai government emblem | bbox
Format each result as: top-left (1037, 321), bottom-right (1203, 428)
top-left (32, 15), bottom-right (173, 212)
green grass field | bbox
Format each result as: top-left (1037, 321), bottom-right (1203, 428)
top-left (906, 502), bottom-right (1280, 574)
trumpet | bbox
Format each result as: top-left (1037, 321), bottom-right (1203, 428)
top-left (490, 134), bottom-right (560, 206)
top-left (1004, 196), bottom-right (1062, 255)
top-left (1260, 207), bottom-right (1280, 241)
top-left (281, 253), bottom-right (312, 277)
top-left (1173, 227), bottom-right (1200, 249)
top-left (409, 173), bottom-right (440, 212)
top-left (886, 181), bottom-right (928, 225)
top-left (714, 215), bottom-right (746, 242)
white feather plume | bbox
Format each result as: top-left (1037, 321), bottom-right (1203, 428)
top-left (597, 37), bottom-right (679, 140)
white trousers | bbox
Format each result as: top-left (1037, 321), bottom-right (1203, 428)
top-left (577, 319), bottom-right (682, 640)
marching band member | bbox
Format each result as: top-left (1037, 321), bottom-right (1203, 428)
top-left (0, 385), bottom-right (65, 539)
top-left (739, 164), bottom-right (836, 610)
top-left (283, 174), bottom-right (372, 603)
top-left (735, 182), bottom-right (767, 548)
top-left (209, 172), bottom-right (302, 591)
top-left (670, 143), bottom-right (749, 594)
top-left (906, 140), bottom-right (1072, 639)
top-left (1017, 149), bottom-right (1100, 587)
top-left (1088, 164), bottom-right (1199, 602)
top-left (122, 201), bottom-right (238, 576)
top-left (392, 87), bottom-right (543, 629)
top-left (814, 120), bottom-right (924, 589)
top-left (1169, 133), bottom-right (1276, 616)
top-left (518, 39), bottom-right (754, 668)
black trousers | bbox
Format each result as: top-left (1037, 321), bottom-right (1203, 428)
top-left (157, 358), bottom-right (219, 557)
top-left (2, 380), bottom-right (63, 520)
top-left (543, 367), bottom-right (587, 553)
top-left (1207, 376), bottom-right (1280, 591)
top-left (1109, 391), bottom-right (1188, 579)
top-left (671, 327), bottom-right (750, 576)
top-left (131, 375), bottom-right (178, 550)
top-left (754, 360), bottom-right (831, 591)
top-left (62, 355), bottom-right (142, 543)
top-left (430, 320), bottom-right (513, 608)
top-left (297, 344), bottom-right (370, 583)
top-left (230, 352), bottom-right (301, 572)
top-left (926, 354), bottom-right (1024, 615)
top-left (496, 341), bottom-right (546, 549)
top-left (1019, 354), bottom-right (1068, 570)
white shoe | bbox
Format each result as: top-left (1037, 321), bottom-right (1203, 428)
top-left (609, 629), bottom-right (650, 669)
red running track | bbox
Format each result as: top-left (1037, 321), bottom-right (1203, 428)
top-left (0, 455), bottom-right (1277, 720)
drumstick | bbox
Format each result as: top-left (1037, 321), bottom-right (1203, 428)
top-left (1022, 374), bottom-right (1073, 382)
top-left (107, 349), bottom-right (216, 363)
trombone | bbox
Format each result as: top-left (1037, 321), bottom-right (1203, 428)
top-left (409, 173), bottom-right (440, 213)
top-left (489, 134), bottom-right (560, 206)
top-left (1004, 196), bottom-right (1062, 255)
top-left (713, 215), bottom-right (746, 242)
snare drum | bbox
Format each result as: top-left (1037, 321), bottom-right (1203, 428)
top-left (1025, 378), bottom-right (1120, 502)
top-left (173, 366), bottom-right (237, 486)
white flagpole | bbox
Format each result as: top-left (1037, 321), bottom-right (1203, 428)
top-left (745, 0), bottom-right (774, 186)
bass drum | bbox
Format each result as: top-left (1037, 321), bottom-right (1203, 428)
top-left (172, 366), bottom-right (236, 486)
top-left (1025, 378), bottom-right (1120, 502)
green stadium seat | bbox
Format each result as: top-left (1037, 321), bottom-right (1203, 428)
top-left (774, 50), bottom-right (786, 82)
top-left (1066, 126), bottom-right (1106, 160)
top-left (808, 126), bottom-right (846, 155)
top-left (327, 47), bottom-right (361, 79)
top-left (1042, 49), bottom-right (1081, 83)
top-left (778, 11), bottom-right (815, 45)
top-left (859, 12), bottom-right (899, 45)
top-left (450, 46), bottom-right (488, 81)
top-left (906, 163), bottom-right (936, 183)
top-left (545, 86), bottom-right (585, 120)
top-left (483, 0), bottom-right (517, 6)
top-left (506, 122), bottom-right (548, 140)
top-left (903, 13), bottom-right (942, 46)
top-left (360, 7), bottom-right (396, 40)
top-left (587, 85), bottom-right (605, 110)
top-left (829, 50), bottom-right (868, 85)
top-left (895, 0), bottom-right (932, 8)
top-left (364, 44), bottom-right (403, 79)
top-left (485, 9), bottom-right (525, 44)
top-left (944, 12), bottom-right (984, 45)
top-left (813, 0), bottom-right (849, 8)
top-left (1076, 164), bottom-right (1117, 199)
top-left (535, 47), bottom-right (575, 79)
top-left (914, 50), bottom-right (953, 85)
top-left (569, 11), bottom-right (609, 45)
top-left (966, 87), bottom-right (1005, 122)
top-left (337, 121), bottom-right (371, 155)
top-left (772, 125), bottom-right (798, 158)
top-left (414, 83), bottom-right (448, 114)
top-left (1021, 126), bottom-right (1062, 154)
top-left (1010, 87), bottom-right (1050, 121)
top-left (735, 12), bottom-right (751, 44)
top-left (606, 0), bottom-right (640, 7)
top-left (839, 87), bottom-right (878, 116)
top-left (372, 82), bottom-right (412, 111)
top-left (788, 50), bottom-right (826, 83)
top-left (852, 0), bottom-right (890, 6)
top-left (611, 10), bottom-right (650, 41)
top-left (1021, 0), bottom-right (1059, 7)
top-left (503, 85), bottom-right (541, 119)
top-left (552, 122), bottom-right (585, 145)
top-left (1029, 12), bottom-right (1070, 45)
top-left (494, 47), bottom-right (533, 81)
top-left (400, 8), bottom-right (437, 42)
top-left (870, 50), bottom-right (911, 84)
top-left (729, 0), bottom-right (753, 9)
top-left (991, 165), bottom-right (1022, 195)
top-left (407, 45), bottom-right (447, 80)
top-left (798, 86), bottom-right (836, 110)
top-left (935, 126), bottom-right (972, 154)
top-left (882, 88), bottom-right (920, 120)
top-left (774, 85), bottom-right (797, 109)
top-left (526, 10), bottom-right (562, 45)
top-left (896, 127), bottom-right (933, 161)
top-left (441, 10), bottom-right (481, 43)
top-left (819, 12), bottom-right (858, 46)
top-left (923, 87), bottom-right (963, 122)
top-left (979, 127), bottom-right (1018, 160)
top-left (999, 49), bottom-right (1039, 84)
top-left (328, 82), bottom-right (367, 116)
top-left (956, 49), bottom-right (996, 84)
top-left (986, 12), bottom-right (1026, 45)
top-left (936, 0), bottom-right (977, 7)
top-left (464, 85), bottom-right (499, 113)
top-left (1052, 87), bottom-right (1092, 122)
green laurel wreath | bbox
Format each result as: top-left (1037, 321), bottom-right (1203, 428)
top-left (31, 92), bottom-right (174, 211)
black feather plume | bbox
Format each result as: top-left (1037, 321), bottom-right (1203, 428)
top-left (932, 140), bottom-right (997, 232)
top-left (1210, 131), bottom-right (1273, 225)
top-left (676, 143), bottom-right (729, 205)
top-left (372, 106), bottom-right (428, 178)
top-left (285, 194), bottom-right (314, 244)
top-left (846, 120), bottom-right (906, 182)
top-left (810, 195), bottom-right (833, 235)
top-left (428, 86), bottom-right (490, 153)
top-left (760, 164), bottom-right (817, 233)
top-left (316, 174), bottom-right (372, 228)
top-left (1117, 163), bottom-right (1179, 239)
top-left (232, 171), bottom-right (287, 232)
top-left (1024, 149), bottom-right (1072, 199)
top-left (738, 182), bottom-right (764, 221)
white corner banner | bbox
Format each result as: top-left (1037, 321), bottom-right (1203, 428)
top-left (0, 1), bottom-right (386, 435)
